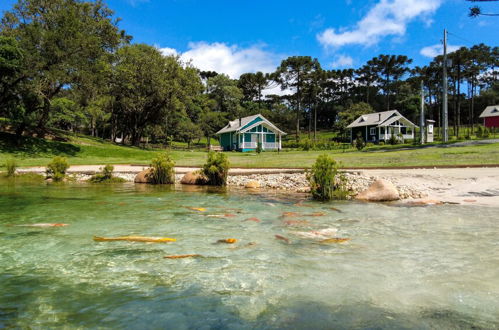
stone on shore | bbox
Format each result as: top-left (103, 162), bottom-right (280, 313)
top-left (180, 171), bottom-right (206, 185)
top-left (355, 179), bottom-right (400, 201)
top-left (245, 181), bottom-right (260, 189)
top-left (134, 168), bottom-right (153, 183)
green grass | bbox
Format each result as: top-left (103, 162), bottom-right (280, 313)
top-left (1, 131), bottom-right (499, 169)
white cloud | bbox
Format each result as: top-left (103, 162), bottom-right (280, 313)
top-left (317, 0), bottom-right (442, 48)
top-left (331, 55), bottom-right (354, 68)
top-left (159, 42), bottom-right (281, 79)
top-left (420, 44), bottom-right (461, 58)
top-left (158, 47), bottom-right (178, 57)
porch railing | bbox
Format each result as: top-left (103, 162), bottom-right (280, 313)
top-left (241, 142), bottom-right (278, 149)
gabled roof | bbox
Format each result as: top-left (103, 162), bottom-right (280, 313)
top-left (479, 105), bottom-right (499, 118)
top-left (347, 110), bottom-right (417, 128)
top-left (216, 114), bottom-right (286, 135)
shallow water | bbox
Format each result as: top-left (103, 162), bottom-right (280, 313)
top-left (1, 182), bottom-right (498, 329)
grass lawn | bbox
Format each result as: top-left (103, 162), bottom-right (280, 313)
top-left (1, 131), bottom-right (499, 169)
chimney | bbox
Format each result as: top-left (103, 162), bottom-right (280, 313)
top-left (378, 114), bottom-right (381, 122)
top-left (239, 118), bottom-right (241, 127)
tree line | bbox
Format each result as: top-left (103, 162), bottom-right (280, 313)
top-left (1, 0), bottom-right (498, 147)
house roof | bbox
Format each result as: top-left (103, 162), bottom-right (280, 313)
top-left (216, 114), bottom-right (286, 135)
top-left (347, 110), bottom-right (417, 128)
top-left (479, 105), bottom-right (499, 118)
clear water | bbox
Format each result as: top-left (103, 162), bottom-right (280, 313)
top-left (1, 181), bottom-right (498, 329)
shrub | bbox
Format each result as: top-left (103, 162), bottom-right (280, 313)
top-left (307, 154), bottom-right (348, 201)
top-left (365, 142), bottom-right (374, 148)
top-left (5, 159), bottom-right (17, 177)
top-left (89, 164), bottom-right (126, 183)
top-left (388, 134), bottom-right (398, 145)
top-left (149, 154), bottom-right (175, 184)
top-left (202, 152), bottom-right (229, 186)
top-left (256, 141), bottom-right (262, 154)
top-left (355, 134), bottom-right (365, 150)
top-left (379, 141), bottom-right (385, 146)
top-left (301, 138), bottom-right (313, 151)
top-left (46, 157), bottom-right (69, 182)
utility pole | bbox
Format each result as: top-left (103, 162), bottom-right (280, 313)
top-left (442, 29), bottom-right (449, 142)
top-left (420, 80), bottom-right (425, 144)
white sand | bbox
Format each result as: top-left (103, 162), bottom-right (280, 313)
top-left (355, 167), bottom-right (499, 207)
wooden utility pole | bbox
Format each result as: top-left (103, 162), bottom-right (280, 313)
top-left (420, 80), bottom-right (425, 144)
top-left (442, 29), bottom-right (449, 142)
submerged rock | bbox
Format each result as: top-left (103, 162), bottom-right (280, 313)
top-left (355, 179), bottom-right (400, 202)
top-left (245, 181), bottom-right (260, 189)
top-left (134, 168), bottom-right (153, 183)
top-left (180, 171), bottom-right (207, 185)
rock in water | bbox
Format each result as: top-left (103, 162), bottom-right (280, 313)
top-left (245, 181), bottom-right (260, 189)
top-left (134, 168), bottom-right (153, 183)
top-left (180, 171), bottom-right (206, 185)
top-left (355, 179), bottom-right (400, 202)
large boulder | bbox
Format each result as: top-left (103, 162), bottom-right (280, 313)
top-left (355, 179), bottom-right (400, 202)
top-left (134, 168), bottom-right (153, 183)
top-left (180, 171), bottom-right (206, 185)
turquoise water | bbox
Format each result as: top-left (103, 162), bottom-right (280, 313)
top-left (1, 181), bottom-right (498, 329)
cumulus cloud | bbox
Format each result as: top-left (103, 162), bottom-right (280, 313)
top-left (158, 47), bottom-right (178, 57)
top-left (331, 55), bottom-right (354, 68)
top-left (159, 42), bottom-right (281, 79)
top-left (420, 44), bottom-right (461, 58)
top-left (317, 0), bottom-right (442, 48)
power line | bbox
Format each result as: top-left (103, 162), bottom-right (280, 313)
top-left (447, 31), bottom-right (475, 46)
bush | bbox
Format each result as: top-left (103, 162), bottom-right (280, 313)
top-left (5, 159), bottom-right (17, 177)
top-left (379, 141), bottom-right (385, 146)
top-left (46, 157), bottom-right (69, 182)
top-left (202, 152), bottom-right (229, 186)
top-left (89, 164), bottom-right (125, 183)
top-left (355, 135), bottom-right (365, 150)
top-left (388, 134), bottom-right (398, 145)
top-left (149, 154), bottom-right (175, 184)
top-left (365, 142), bottom-right (374, 148)
top-left (301, 138), bottom-right (313, 151)
top-left (307, 154), bottom-right (348, 201)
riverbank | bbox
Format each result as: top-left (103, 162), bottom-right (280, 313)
top-left (15, 165), bottom-right (499, 206)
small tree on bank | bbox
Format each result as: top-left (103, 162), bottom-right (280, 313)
top-left (202, 152), bottom-right (229, 186)
top-left (307, 154), bottom-right (348, 201)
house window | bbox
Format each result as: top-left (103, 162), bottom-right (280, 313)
top-left (401, 127), bottom-right (407, 134)
top-left (370, 127), bottom-right (376, 135)
top-left (380, 127), bottom-right (385, 134)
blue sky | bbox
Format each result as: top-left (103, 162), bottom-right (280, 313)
top-left (1, 0), bottom-right (497, 78)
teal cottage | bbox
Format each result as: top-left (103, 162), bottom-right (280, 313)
top-left (216, 114), bottom-right (286, 152)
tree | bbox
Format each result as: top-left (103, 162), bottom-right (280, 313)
top-left (467, 0), bottom-right (499, 17)
top-left (0, 0), bottom-right (127, 134)
top-left (206, 74), bottom-right (243, 119)
top-left (175, 119), bottom-right (202, 149)
top-left (110, 44), bottom-right (184, 146)
top-left (274, 56), bottom-right (321, 141)
top-left (367, 55), bottom-right (413, 110)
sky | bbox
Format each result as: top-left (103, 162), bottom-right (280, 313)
top-left (1, 0), bottom-right (497, 78)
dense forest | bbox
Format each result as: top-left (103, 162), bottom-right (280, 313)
top-left (1, 0), bottom-right (498, 146)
